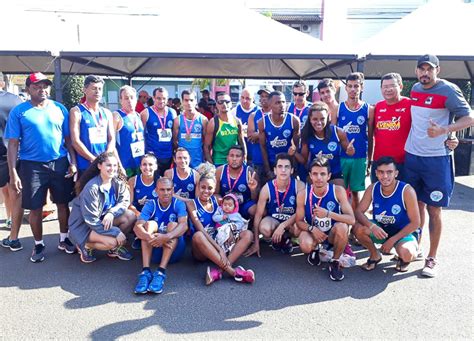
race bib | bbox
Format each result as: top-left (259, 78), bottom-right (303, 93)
top-left (242, 123), bottom-right (248, 138)
top-left (130, 140), bottom-right (145, 158)
top-left (133, 131), bottom-right (144, 141)
top-left (272, 213), bottom-right (290, 222)
top-left (88, 127), bottom-right (107, 145)
top-left (313, 217), bottom-right (331, 232)
top-left (157, 128), bottom-right (172, 142)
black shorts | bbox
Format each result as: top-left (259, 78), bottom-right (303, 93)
top-left (0, 156), bottom-right (8, 187)
top-left (18, 157), bottom-right (74, 210)
top-left (330, 172), bottom-right (343, 181)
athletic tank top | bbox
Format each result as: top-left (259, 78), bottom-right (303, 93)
top-left (263, 113), bottom-right (295, 164)
top-left (146, 197), bottom-right (183, 233)
top-left (219, 164), bottom-right (251, 203)
top-left (77, 104), bottom-right (109, 170)
top-left (372, 181), bottom-right (409, 231)
top-left (132, 175), bottom-right (157, 212)
top-left (288, 102), bottom-right (312, 130)
top-left (249, 109), bottom-right (266, 166)
top-left (145, 107), bottom-right (176, 159)
top-left (212, 116), bottom-right (239, 165)
top-left (116, 110), bottom-right (145, 170)
top-left (192, 195), bottom-right (218, 236)
top-left (236, 104), bottom-right (258, 156)
top-left (177, 113), bottom-right (204, 168)
top-left (266, 178), bottom-right (298, 223)
top-left (307, 125), bottom-right (342, 175)
top-left (172, 167), bottom-right (196, 199)
top-left (337, 102), bottom-right (369, 158)
top-left (304, 183), bottom-right (341, 232)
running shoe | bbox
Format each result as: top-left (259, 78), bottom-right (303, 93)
top-left (1, 237), bottom-right (23, 252)
top-left (76, 244), bottom-right (96, 263)
top-left (421, 257), bottom-right (438, 278)
top-left (30, 244), bottom-right (45, 263)
top-left (307, 245), bottom-right (321, 266)
top-left (58, 238), bottom-right (76, 254)
top-left (205, 266), bottom-right (222, 285)
top-left (131, 237), bottom-right (141, 250)
top-left (329, 259), bottom-right (344, 281)
top-left (148, 270), bottom-right (166, 294)
top-left (107, 246), bottom-right (133, 261)
top-left (234, 266), bottom-right (255, 284)
top-left (134, 269), bottom-right (152, 294)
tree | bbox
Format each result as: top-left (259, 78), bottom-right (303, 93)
top-left (51, 75), bottom-right (84, 110)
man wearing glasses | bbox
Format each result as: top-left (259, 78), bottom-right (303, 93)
top-left (204, 92), bottom-right (246, 167)
top-left (288, 80), bottom-right (312, 129)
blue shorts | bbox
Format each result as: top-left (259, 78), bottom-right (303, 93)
top-left (404, 153), bottom-right (454, 207)
top-left (240, 200), bottom-right (256, 219)
top-left (151, 236), bottom-right (186, 264)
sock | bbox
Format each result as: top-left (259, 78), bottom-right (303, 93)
top-left (35, 239), bottom-right (44, 246)
top-left (157, 267), bottom-right (166, 274)
top-left (142, 267), bottom-right (151, 273)
top-left (59, 233), bottom-right (68, 242)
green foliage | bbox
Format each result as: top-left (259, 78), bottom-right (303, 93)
top-left (51, 75), bottom-right (84, 110)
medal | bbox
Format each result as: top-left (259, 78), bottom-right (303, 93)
top-left (185, 133), bottom-right (191, 141)
top-left (183, 113), bottom-right (196, 142)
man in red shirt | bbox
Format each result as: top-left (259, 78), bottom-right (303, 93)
top-left (135, 90), bottom-right (149, 113)
top-left (370, 73), bottom-right (412, 183)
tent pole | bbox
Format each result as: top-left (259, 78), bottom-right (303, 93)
top-left (356, 60), bottom-right (365, 73)
top-left (128, 76), bottom-right (132, 86)
top-left (54, 57), bottom-right (63, 102)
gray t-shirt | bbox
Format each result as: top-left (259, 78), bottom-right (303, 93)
top-left (405, 79), bottom-right (472, 157)
top-left (0, 91), bottom-right (22, 156)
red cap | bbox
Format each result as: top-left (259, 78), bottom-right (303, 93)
top-left (26, 72), bottom-right (53, 87)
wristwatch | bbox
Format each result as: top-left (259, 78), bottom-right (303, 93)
top-left (308, 225), bottom-right (314, 232)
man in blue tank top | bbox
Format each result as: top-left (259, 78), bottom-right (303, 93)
top-left (133, 177), bottom-right (188, 294)
top-left (230, 88), bottom-right (258, 161)
top-left (259, 91), bottom-right (300, 181)
top-left (5, 72), bottom-right (77, 262)
top-left (296, 157), bottom-right (355, 281)
top-left (70, 75), bottom-right (115, 175)
top-left (248, 87), bottom-right (272, 181)
top-left (245, 153), bottom-right (305, 258)
top-left (140, 87), bottom-right (177, 176)
top-left (163, 147), bottom-right (199, 201)
top-left (353, 156), bottom-right (421, 273)
top-left (215, 145), bottom-right (259, 219)
top-left (172, 90), bottom-right (208, 169)
top-left (287, 80), bottom-right (312, 130)
top-left (336, 72), bottom-right (374, 211)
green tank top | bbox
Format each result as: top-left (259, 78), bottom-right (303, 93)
top-left (212, 116), bottom-right (239, 165)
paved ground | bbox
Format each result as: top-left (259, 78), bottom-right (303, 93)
top-left (0, 177), bottom-right (473, 340)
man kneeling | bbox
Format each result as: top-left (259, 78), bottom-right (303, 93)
top-left (296, 157), bottom-right (355, 281)
top-left (133, 177), bottom-right (188, 294)
top-left (353, 156), bottom-right (420, 272)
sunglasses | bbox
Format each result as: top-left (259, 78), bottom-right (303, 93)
top-left (217, 100), bottom-right (231, 105)
top-left (293, 92), bottom-right (306, 97)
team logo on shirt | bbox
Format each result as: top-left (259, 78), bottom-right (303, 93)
top-left (238, 184), bottom-right (247, 192)
top-left (167, 121), bottom-right (173, 128)
top-left (391, 204), bottom-right (401, 215)
top-left (138, 196), bottom-right (148, 206)
top-left (342, 121), bottom-right (360, 134)
top-left (157, 222), bottom-right (167, 233)
top-left (328, 142), bottom-right (337, 152)
top-left (357, 116), bottom-right (366, 125)
top-left (289, 195), bottom-right (296, 205)
top-left (327, 201), bottom-right (336, 212)
top-left (187, 183), bottom-right (195, 191)
top-left (283, 129), bottom-right (291, 138)
top-left (430, 191), bottom-right (443, 202)
top-left (376, 117), bottom-right (401, 131)
top-left (169, 213), bottom-right (177, 222)
top-left (425, 97), bottom-right (433, 105)
top-left (194, 124), bottom-right (202, 133)
top-left (375, 210), bottom-right (395, 224)
top-left (152, 190), bottom-right (158, 198)
top-left (269, 137), bottom-right (288, 148)
top-left (153, 122), bottom-right (158, 126)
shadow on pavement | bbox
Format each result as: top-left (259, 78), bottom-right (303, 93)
top-left (0, 234), bottom-right (417, 339)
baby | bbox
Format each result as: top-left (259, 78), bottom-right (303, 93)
top-left (212, 193), bottom-right (248, 253)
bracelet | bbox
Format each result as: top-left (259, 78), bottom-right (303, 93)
top-left (444, 126), bottom-right (451, 134)
top-left (308, 225), bottom-right (314, 232)
top-left (326, 210), bottom-right (330, 218)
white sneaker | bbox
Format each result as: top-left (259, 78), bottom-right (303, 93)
top-left (415, 247), bottom-right (424, 261)
top-left (421, 257), bottom-right (438, 277)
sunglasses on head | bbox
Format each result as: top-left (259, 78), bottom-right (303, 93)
top-left (293, 92), bottom-right (305, 97)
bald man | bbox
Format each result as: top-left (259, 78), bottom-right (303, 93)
top-left (230, 88), bottom-right (258, 162)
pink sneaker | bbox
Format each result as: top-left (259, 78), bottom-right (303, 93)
top-left (344, 244), bottom-right (355, 257)
top-left (234, 266), bottom-right (255, 284)
top-left (206, 266), bottom-right (222, 285)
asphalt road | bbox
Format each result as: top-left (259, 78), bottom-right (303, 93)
top-left (0, 176), bottom-right (473, 340)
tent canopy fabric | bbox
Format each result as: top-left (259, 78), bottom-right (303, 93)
top-left (356, 1), bottom-right (474, 80)
top-left (0, 4), bottom-right (356, 79)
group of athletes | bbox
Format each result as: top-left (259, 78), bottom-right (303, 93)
top-left (0, 54), bottom-right (472, 294)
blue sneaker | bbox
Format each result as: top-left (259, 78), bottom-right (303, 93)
top-left (131, 237), bottom-right (141, 250)
top-left (107, 246), bottom-right (133, 261)
top-left (1, 237), bottom-right (23, 252)
top-left (148, 270), bottom-right (166, 294)
top-left (134, 269), bottom-right (152, 294)
top-left (30, 244), bottom-right (45, 263)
